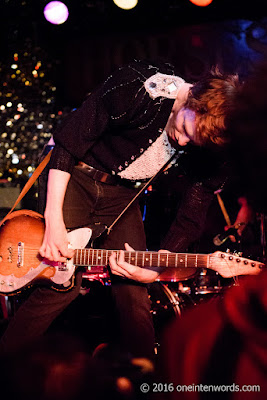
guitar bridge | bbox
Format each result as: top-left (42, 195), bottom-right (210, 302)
top-left (58, 262), bottom-right (68, 271)
top-left (17, 242), bottom-right (24, 267)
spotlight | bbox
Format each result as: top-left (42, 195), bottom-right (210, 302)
top-left (189, 0), bottom-right (213, 6)
top-left (113, 0), bottom-right (138, 11)
top-left (44, 1), bottom-right (69, 25)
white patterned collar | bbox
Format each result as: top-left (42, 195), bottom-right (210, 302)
top-left (144, 72), bottom-right (186, 100)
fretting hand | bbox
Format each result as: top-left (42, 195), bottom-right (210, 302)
top-left (109, 243), bottom-right (166, 283)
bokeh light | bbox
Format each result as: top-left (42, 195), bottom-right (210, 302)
top-left (189, 0), bottom-right (213, 6)
top-left (44, 1), bottom-right (69, 25)
top-left (113, 0), bottom-right (138, 11)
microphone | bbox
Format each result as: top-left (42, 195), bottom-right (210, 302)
top-left (213, 227), bottom-right (239, 246)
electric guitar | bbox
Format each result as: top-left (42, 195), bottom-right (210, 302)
top-left (0, 210), bottom-right (265, 295)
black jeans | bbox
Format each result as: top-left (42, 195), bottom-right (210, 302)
top-left (0, 167), bottom-right (155, 360)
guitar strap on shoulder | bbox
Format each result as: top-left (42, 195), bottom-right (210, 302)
top-left (0, 150), bottom-right (53, 227)
top-left (106, 151), bottom-right (177, 235)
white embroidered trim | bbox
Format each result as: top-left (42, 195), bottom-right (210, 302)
top-left (144, 72), bottom-right (185, 100)
top-left (118, 131), bottom-right (177, 181)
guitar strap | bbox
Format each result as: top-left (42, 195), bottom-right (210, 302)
top-left (106, 151), bottom-right (177, 235)
top-left (0, 149), bottom-right (53, 227)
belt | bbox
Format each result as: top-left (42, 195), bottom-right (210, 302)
top-left (77, 162), bottom-right (119, 184)
top-left (76, 162), bottom-right (145, 189)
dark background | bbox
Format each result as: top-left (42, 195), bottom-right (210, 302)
top-left (2, 0), bottom-right (267, 106)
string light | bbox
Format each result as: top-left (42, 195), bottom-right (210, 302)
top-left (0, 43), bottom-right (70, 181)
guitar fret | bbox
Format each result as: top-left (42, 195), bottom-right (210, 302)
top-left (179, 254), bottom-right (185, 266)
top-left (93, 249), bottom-right (96, 265)
top-left (105, 250), bottom-right (108, 265)
top-left (125, 251), bottom-right (129, 264)
top-left (84, 247), bottom-right (86, 265)
top-left (83, 248), bottom-right (86, 266)
top-left (206, 254), bottom-right (209, 270)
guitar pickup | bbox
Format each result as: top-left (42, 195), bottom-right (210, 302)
top-left (17, 242), bottom-right (24, 268)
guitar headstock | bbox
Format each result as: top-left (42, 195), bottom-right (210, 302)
top-left (209, 251), bottom-right (265, 278)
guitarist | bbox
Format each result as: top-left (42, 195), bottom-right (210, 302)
top-left (0, 60), bottom-right (240, 361)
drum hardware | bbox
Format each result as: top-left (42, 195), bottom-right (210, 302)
top-left (193, 268), bottom-right (223, 295)
top-left (80, 268), bottom-right (110, 295)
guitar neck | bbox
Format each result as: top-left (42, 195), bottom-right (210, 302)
top-left (73, 249), bottom-right (208, 269)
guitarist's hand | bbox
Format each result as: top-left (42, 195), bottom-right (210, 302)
top-left (109, 243), bottom-right (162, 283)
top-left (39, 169), bottom-right (74, 262)
top-left (39, 214), bottom-right (74, 262)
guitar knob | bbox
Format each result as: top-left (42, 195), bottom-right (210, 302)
top-left (229, 256), bottom-right (233, 260)
top-left (236, 258), bottom-right (241, 263)
top-left (244, 260), bottom-right (248, 265)
top-left (251, 262), bottom-right (256, 267)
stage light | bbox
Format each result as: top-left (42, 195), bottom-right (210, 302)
top-left (44, 1), bottom-right (69, 25)
top-left (113, 0), bottom-right (138, 11)
top-left (189, 0), bottom-right (213, 6)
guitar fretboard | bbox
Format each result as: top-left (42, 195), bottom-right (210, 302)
top-left (73, 249), bottom-right (209, 268)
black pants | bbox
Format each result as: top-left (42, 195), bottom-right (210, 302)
top-left (0, 167), bottom-right (155, 360)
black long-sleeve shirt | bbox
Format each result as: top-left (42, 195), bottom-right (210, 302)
top-left (49, 59), bottom-right (229, 252)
